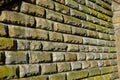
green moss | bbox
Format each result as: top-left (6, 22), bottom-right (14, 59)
top-left (0, 66), bottom-right (17, 79)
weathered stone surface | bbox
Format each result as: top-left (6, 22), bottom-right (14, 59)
top-left (83, 37), bottom-right (97, 45)
top-left (30, 41), bottom-right (42, 50)
top-left (0, 11), bottom-right (35, 27)
top-left (89, 68), bottom-right (100, 76)
top-left (90, 61), bottom-right (98, 68)
top-left (79, 45), bottom-right (89, 52)
top-left (36, 17), bottom-right (53, 30)
top-left (46, 9), bottom-right (63, 22)
top-left (77, 53), bottom-right (86, 60)
top-left (67, 44), bottom-right (79, 52)
top-left (57, 62), bottom-right (70, 72)
top-left (67, 70), bottom-right (88, 80)
top-left (21, 2), bottom-right (45, 17)
top-left (101, 67), bottom-right (113, 74)
top-left (42, 41), bottom-right (67, 51)
top-left (0, 23), bottom-right (7, 37)
top-left (17, 40), bottom-right (30, 50)
top-left (74, 0), bottom-right (85, 4)
top-left (55, 2), bottom-right (70, 15)
top-left (0, 38), bottom-right (16, 50)
top-left (49, 73), bottom-right (66, 80)
top-left (71, 61), bottom-right (82, 70)
top-left (65, 53), bottom-right (77, 61)
top-left (36, 0), bottom-right (54, 9)
top-left (63, 15), bottom-right (82, 26)
top-left (54, 22), bottom-right (72, 34)
top-left (65, 0), bottom-right (79, 9)
top-left (0, 66), bottom-right (18, 79)
top-left (41, 63), bottom-right (57, 74)
top-left (29, 51), bottom-right (52, 63)
top-left (86, 53), bottom-right (94, 60)
top-left (5, 51), bottom-right (27, 64)
top-left (54, 0), bottom-right (65, 4)
top-left (82, 61), bottom-right (90, 69)
top-left (49, 32), bottom-right (63, 42)
top-left (87, 30), bottom-right (98, 38)
top-left (70, 9), bottom-right (86, 20)
top-left (64, 34), bottom-right (83, 44)
top-left (82, 21), bottom-right (96, 30)
top-left (19, 64), bottom-right (39, 77)
top-left (72, 27), bottom-right (87, 36)
top-left (86, 0), bottom-right (94, 8)
top-left (79, 4), bottom-right (90, 14)
top-left (52, 52), bottom-right (65, 62)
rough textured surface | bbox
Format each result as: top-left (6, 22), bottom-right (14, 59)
top-left (0, 0), bottom-right (118, 80)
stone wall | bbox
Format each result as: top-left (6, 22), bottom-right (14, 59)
top-left (113, 0), bottom-right (120, 78)
top-left (0, 0), bottom-right (119, 80)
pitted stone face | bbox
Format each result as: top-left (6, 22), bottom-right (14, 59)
top-left (0, 0), bottom-right (14, 6)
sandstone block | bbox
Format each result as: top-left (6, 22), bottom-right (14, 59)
top-left (0, 11), bottom-right (35, 27)
top-left (64, 34), bottom-right (83, 44)
top-left (79, 4), bottom-right (90, 14)
top-left (0, 23), bottom-right (7, 37)
top-left (21, 2), bottom-right (45, 17)
top-left (0, 66), bottom-right (18, 79)
top-left (29, 51), bottom-right (52, 63)
top-left (65, 0), bottom-right (79, 9)
top-left (83, 37), bottom-right (97, 45)
top-left (79, 45), bottom-right (89, 52)
top-left (49, 73), bottom-right (66, 80)
top-left (36, 17), bottom-right (53, 30)
top-left (57, 62), bottom-right (70, 72)
top-left (65, 53), bottom-right (77, 61)
top-left (49, 32), bottom-right (63, 42)
top-left (17, 40), bottom-right (30, 50)
top-left (42, 41), bottom-right (67, 51)
top-left (46, 9), bottom-right (63, 22)
top-left (41, 63), bottom-right (57, 74)
top-left (86, 53), bottom-right (94, 60)
top-left (30, 41), bottom-right (42, 50)
top-left (55, 2), bottom-right (70, 15)
top-left (101, 67), bottom-right (113, 74)
top-left (54, 22), bottom-right (72, 34)
top-left (5, 51), bottom-right (27, 64)
top-left (19, 64), bottom-right (39, 77)
top-left (52, 52), bottom-right (65, 62)
top-left (77, 53), bottom-right (86, 60)
top-left (82, 61), bottom-right (90, 69)
top-left (0, 38), bottom-right (16, 50)
top-left (71, 61), bottom-right (82, 70)
top-left (36, 0), bottom-right (54, 9)
top-left (89, 68), bottom-right (100, 76)
top-left (67, 44), bottom-right (79, 52)
top-left (82, 21), bottom-right (96, 30)
top-left (54, 0), bottom-right (65, 4)
top-left (74, 0), bottom-right (85, 5)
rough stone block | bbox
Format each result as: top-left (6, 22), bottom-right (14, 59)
top-left (49, 73), bottom-right (66, 80)
top-left (55, 2), bottom-right (70, 15)
top-left (86, 30), bottom-right (98, 38)
top-left (83, 37), bottom-right (97, 45)
top-left (86, 0), bottom-right (94, 8)
top-left (70, 9), bottom-right (86, 20)
top-left (72, 27), bottom-right (87, 36)
top-left (79, 4), bottom-right (90, 14)
top-left (0, 23), bottom-right (7, 37)
top-left (71, 61), bottom-right (82, 70)
top-left (21, 2), bottom-right (45, 17)
top-left (64, 34), bottom-right (83, 44)
top-left (17, 40), bottom-right (30, 50)
top-left (82, 61), bottom-right (90, 69)
top-left (97, 61), bottom-right (104, 67)
top-left (46, 9), bottom-right (63, 22)
top-left (54, 0), bottom-right (65, 4)
top-left (36, 17), bottom-right (53, 30)
top-left (54, 22), bottom-right (72, 34)
top-left (41, 63), bottom-right (57, 74)
top-left (79, 45), bottom-right (89, 52)
top-left (5, 51), bottom-right (27, 64)
top-left (65, 0), bottom-right (79, 9)
top-left (77, 53), bottom-right (86, 60)
top-left (0, 66), bottom-right (18, 79)
top-left (100, 53), bottom-right (108, 60)
top-left (19, 64), bottom-right (39, 77)
top-left (29, 51), bottom-right (52, 63)
top-left (101, 67), bottom-right (113, 74)
top-left (30, 41), bottom-right (42, 50)
top-left (82, 21), bottom-right (96, 30)
top-left (90, 61), bottom-right (98, 68)
top-left (67, 44), bottom-right (79, 52)
top-left (36, 0), bottom-right (54, 9)
top-left (74, 0), bottom-right (85, 5)
top-left (89, 68), bottom-right (100, 76)
top-left (49, 32), bottom-right (63, 42)
top-left (0, 38), bottom-right (16, 50)
top-left (86, 53), bottom-right (94, 60)
top-left (0, 11), bottom-right (35, 27)
top-left (29, 28), bottom-right (49, 40)
top-left (67, 70), bottom-right (88, 80)
top-left (63, 15), bottom-right (82, 26)
top-left (65, 53), bottom-right (77, 61)
top-left (57, 62), bottom-right (70, 72)
top-left (42, 41), bottom-right (67, 51)
top-left (52, 52), bottom-right (65, 62)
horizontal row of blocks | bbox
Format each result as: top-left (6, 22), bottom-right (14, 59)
top-left (0, 37), bottom-right (116, 53)
top-left (0, 51), bottom-right (117, 64)
top-left (0, 65), bottom-right (118, 79)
